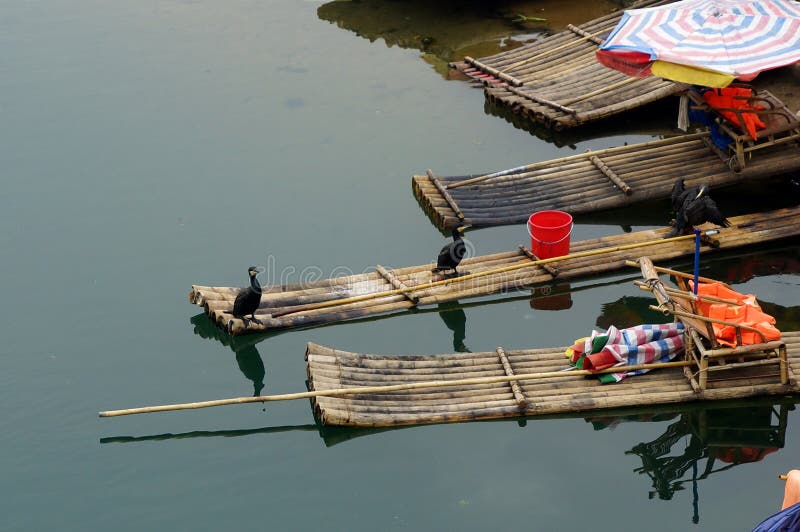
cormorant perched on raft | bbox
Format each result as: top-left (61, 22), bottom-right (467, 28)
top-left (666, 181), bottom-right (731, 238)
top-left (432, 226), bottom-right (467, 276)
top-left (233, 266), bottom-right (263, 326)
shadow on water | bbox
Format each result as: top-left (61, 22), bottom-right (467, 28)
top-left (191, 314), bottom-right (266, 397)
top-left (585, 397), bottom-right (796, 525)
top-left (315, 0), bottom-right (623, 77)
top-left (437, 301), bottom-right (471, 352)
top-left (99, 422), bottom-right (395, 448)
top-left (100, 394), bottom-right (798, 524)
top-left (482, 97), bottom-right (684, 149)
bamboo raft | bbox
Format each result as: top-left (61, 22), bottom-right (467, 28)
top-left (412, 133), bottom-right (800, 230)
top-left (306, 257), bottom-right (798, 427)
top-left (305, 333), bottom-right (800, 427)
top-left (450, 0), bottom-right (683, 130)
top-left (189, 206), bottom-right (800, 336)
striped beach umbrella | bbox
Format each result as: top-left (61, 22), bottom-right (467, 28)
top-left (597, 0), bottom-right (800, 87)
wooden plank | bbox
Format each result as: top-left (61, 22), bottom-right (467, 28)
top-left (496, 347), bottom-right (527, 408)
top-left (463, 56), bottom-right (522, 87)
top-left (518, 245), bottom-right (559, 277)
top-left (375, 264), bottom-right (419, 305)
top-left (589, 155), bottom-right (632, 195)
top-left (426, 169), bottom-right (465, 222)
top-left (505, 85), bottom-right (577, 115)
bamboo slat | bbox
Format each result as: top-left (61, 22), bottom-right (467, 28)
top-left (189, 207), bottom-right (800, 335)
top-left (413, 133), bottom-right (800, 230)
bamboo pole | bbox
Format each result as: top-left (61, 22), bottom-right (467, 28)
top-left (561, 78), bottom-right (640, 106)
top-left (270, 230), bottom-right (719, 319)
top-left (633, 281), bottom-right (742, 306)
top-left (625, 260), bottom-right (732, 287)
top-left (463, 56), bottom-right (523, 86)
top-left (497, 27), bottom-right (614, 72)
top-left (99, 359), bottom-right (695, 417)
top-left (648, 305), bottom-right (769, 344)
top-left (444, 132), bottom-right (708, 189)
top-left (589, 155), bottom-right (632, 195)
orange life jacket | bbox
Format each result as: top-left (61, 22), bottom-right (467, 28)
top-left (690, 281), bottom-right (781, 347)
top-left (702, 87), bottom-right (766, 141)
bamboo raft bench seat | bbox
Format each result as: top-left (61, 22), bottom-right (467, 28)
top-left (449, 0), bottom-right (683, 130)
top-left (305, 331), bottom-right (799, 428)
top-left (189, 206), bottom-right (800, 336)
top-left (413, 132), bottom-right (800, 230)
top-left (685, 86), bottom-right (800, 172)
top-left (634, 257), bottom-right (789, 392)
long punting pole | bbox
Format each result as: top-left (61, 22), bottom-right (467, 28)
top-left (99, 360), bottom-right (694, 418)
top-left (270, 230), bottom-right (720, 319)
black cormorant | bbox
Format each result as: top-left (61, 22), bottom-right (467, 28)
top-left (666, 184), bottom-right (731, 238)
top-left (233, 266), bottom-right (263, 326)
top-left (670, 178), bottom-right (689, 214)
top-left (432, 226), bottom-right (467, 275)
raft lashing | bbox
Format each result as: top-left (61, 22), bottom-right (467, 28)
top-left (450, 0), bottom-right (682, 130)
top-left (413, 133), bottom-right (800, 230)
top-left (189, 206), bottom-right (800, 336)
top-left (305, 333), bottom-right (800, 427)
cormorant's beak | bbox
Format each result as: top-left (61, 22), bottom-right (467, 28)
top-left (695, 188), bottom-right (705, 199)
top-left (456, 226), bottom-right (466, 234)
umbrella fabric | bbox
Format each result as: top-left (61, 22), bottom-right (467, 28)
top-left (598, 0), bottom-right (800, 86)
top-left (752, 501), bottom-right (800, 531)
top-left (565, 323), bottom-right (685, 383)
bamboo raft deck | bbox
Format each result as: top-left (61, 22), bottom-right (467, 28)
top-left (450, 0), bottom-right (683, 130)
top-left (305, 332), bottom-right (800, 427)
top-left (189, 206), bottom-right (800, 336)
top-left (413, 132), bottom-right (800, 230)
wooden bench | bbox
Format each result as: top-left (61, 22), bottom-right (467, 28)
top-left (686, 85), bottom-right (800, 171)
top-left (635, 257), bottom-right (789, 391)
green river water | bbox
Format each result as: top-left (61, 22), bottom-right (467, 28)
top-left (3, 1), bottom-right (800, 530)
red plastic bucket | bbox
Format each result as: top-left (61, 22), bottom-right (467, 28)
top-left (527, 210), bottom-right (573, 259)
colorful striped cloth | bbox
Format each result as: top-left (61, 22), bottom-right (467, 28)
top-left (565, 323), bottom-right (685, 383)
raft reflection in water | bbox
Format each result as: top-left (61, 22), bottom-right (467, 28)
top-left (587, 399), bottom-right (795, 525)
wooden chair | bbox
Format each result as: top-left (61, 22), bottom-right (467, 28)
top-left (635, 257), bottom-right (789, 391)
top-left (685, 85), bottom-right (800, 171)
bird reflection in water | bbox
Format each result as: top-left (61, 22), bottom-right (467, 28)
top-left (437, 302), bottom-right (470, 352)
top-left (190, 313), bottom-right (266, 397)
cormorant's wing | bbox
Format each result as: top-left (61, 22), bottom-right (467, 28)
top-left (702, 197), bottom-right (731, 228)
top-left (437, 242), bottom-right (454, 268)
top-left (670, 178), bottom-right (685, 211)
